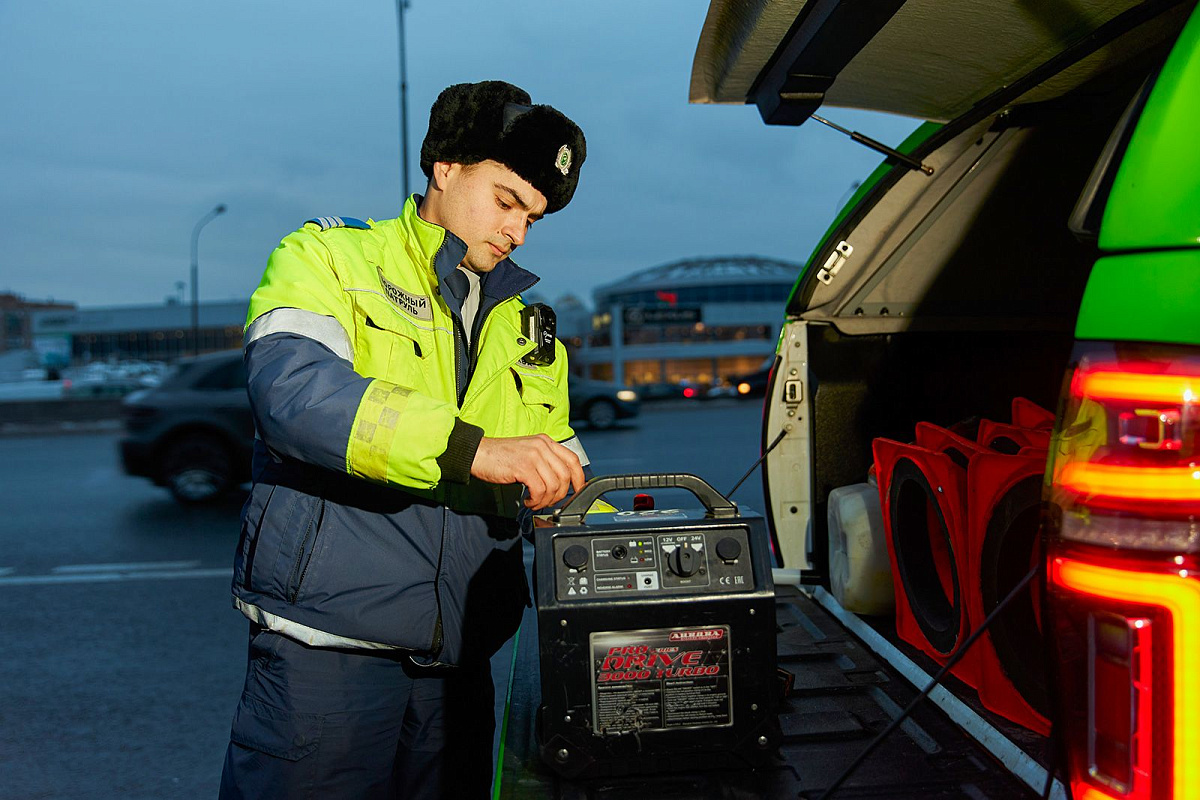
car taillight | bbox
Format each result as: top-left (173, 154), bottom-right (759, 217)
top-left (1046, 343), bottom-right (1200, 800)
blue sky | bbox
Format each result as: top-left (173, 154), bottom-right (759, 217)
top-left (0, 1), bottom-right (920, 309)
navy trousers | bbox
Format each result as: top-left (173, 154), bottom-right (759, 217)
top-left (219, 627), bottom-right (495, 799)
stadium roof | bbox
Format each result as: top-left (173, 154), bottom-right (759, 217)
top-left (595, 256), bottom-right (801, 297)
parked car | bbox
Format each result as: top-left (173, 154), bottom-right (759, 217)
top-left (738, 369), bottom-right (772, 398)
top-left (119, 350), bottom-right (253, 504)
top-left (704, 382), bottom-right (738, 399)
top-left (677, 379), bottom-right (712, 399)
top-left (634, 381), bottom-right (686, 401)
top-left (709, 366), bottom-right (771, 399)
top-left (707, 358), bottom-right (775, 399)
top-left (568, 377), bottom-right (640, 429)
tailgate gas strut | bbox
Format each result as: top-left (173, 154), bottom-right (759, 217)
top-left (810, 114), bottom-right (935, 176)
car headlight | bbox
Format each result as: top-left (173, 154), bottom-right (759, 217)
top-left (616, 390), bottom-right (638, 402)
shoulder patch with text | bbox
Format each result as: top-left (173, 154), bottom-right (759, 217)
top-left (377, 267), bottom-right (432, 321)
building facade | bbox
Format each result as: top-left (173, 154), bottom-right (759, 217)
top-left (1, 293), bottom-right (76, 355)
top-left (569, 256), bottom-right (799, 387)
top-left (31, 299), bottom-right (247, 364)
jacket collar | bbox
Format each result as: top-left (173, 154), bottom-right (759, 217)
top-left (398, 194), bottom-right (540, 317)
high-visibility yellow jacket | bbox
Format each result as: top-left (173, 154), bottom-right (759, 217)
top-left (230, 195), bottom-right (586, 662)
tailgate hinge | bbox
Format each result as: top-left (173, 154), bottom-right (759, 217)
top-left (817, 241), bottom-right (853, 286)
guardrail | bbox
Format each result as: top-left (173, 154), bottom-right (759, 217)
top-left (0, 397), bottom-right (124, 424)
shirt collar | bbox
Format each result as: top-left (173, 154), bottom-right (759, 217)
top-left (399, 194), bottom-right (540, 312)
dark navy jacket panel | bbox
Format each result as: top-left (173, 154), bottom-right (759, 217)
top-left (245, 333), bottom-right (368, 475)
top-left (233, 440), bottom-right (526, 659)
top-left (434, 507), bottom-right (526, 665)
top-left (233, 447), bottom-right (442, 652)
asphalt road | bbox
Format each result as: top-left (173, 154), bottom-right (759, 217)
top-left (0, 400), bottom-right (766, 799)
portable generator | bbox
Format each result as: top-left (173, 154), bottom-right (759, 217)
top-left (534, 474), bottom-right (779, 779)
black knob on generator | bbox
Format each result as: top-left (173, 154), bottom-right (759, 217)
top-left (563, 545), bottom-right (589, 570)
top-left (716, 537), bottom-right (742, 562)
top-left (668, 544), bottom-right (699, 577)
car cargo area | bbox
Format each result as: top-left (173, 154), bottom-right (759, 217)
top-left (496, 586), bottom-right (1045, 798)
top-left (753, 57), bottom-right (1174, 797)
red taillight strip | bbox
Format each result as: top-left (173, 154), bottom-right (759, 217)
top-left (1052, 557), bottom-right (1200, 799)
top-left (1072, 369), bottom-right (1200, 405)
top-left (1059, 463), bottom-right (1200, 502)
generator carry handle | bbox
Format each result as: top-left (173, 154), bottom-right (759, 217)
top-left (553, 473), bottom-right (739, 525)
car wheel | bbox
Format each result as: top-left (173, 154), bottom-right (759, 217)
top-left (162, 433), bottom-right (232, 504)
top-left (585, 399), bottom-right (618, 430)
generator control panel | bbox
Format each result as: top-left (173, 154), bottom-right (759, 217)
top-left (553, 527), bottom-right (754, 601)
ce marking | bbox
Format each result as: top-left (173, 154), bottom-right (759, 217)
top-left (719, 576), bottom-right (732, 586)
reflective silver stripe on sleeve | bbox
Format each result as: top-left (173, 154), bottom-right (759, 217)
top-left (559, 435), bottom-right (589, 467)
top-left (245, 307), bottom-right (354, 362)
top-left (234, 598), bottom-right (406, 651)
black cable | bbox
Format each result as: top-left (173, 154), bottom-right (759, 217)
top-left (1041, 736), bottom-right (1057, 800)
top-left (727, 428), bottom-right (788, 499)
top-left (1039, 527), bottom-right (1061, 800)
top-left (816, 560), bottom-right (1042, 800)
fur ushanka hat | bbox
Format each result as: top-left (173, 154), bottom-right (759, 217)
top-left (420, 81), bottom-right (586, 214)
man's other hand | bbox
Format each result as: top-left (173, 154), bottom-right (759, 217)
top-left (471, 434), bottom-right (585, 508)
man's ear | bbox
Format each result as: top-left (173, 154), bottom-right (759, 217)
top-left (429, 161), bottom-right (458, 192)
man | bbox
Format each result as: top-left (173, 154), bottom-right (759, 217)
top-left (219, 80), bottom-right (588, 799)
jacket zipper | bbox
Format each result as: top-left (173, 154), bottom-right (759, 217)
top-left (242, 483), bottom-right (278, 591)
top-left (429, 507), bottom-right (447, 656)
top-left (466, 275), bottom-right (537, 380)
top-left (287, 498), bottom-right (325, 604)
top-left (453, 316), bottom-right (470, 407)
top-left (459, 279), bottom-right (540, 409)
top-left (427, 227), bottom-right (538, 406)
top-left (427, 245), bottom-right (470, 408)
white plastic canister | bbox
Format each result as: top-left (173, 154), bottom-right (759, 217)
top-left (827, 482), bottom-right (894, 615)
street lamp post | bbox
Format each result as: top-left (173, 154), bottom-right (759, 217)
top-left (396, 0), bottom-right (411, 198)
top-left (191, 204), bottom-right (226, 357)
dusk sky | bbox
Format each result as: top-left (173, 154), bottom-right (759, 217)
top-left (0, 1), bottom-right (920, 310)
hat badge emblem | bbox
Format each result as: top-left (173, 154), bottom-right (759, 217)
top-left (555, 144), bottom-right (572, 176)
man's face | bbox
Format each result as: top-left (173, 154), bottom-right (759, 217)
top-left (430, 160), bottom-right (548, 273)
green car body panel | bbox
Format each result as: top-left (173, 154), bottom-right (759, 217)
top-left (1081, 4), bottom-right (1200, 346)
top-left (1076, 251), bottom-right (1200, 346)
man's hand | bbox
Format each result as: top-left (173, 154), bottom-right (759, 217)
top-left (471, 434), bottom-right (586, 508)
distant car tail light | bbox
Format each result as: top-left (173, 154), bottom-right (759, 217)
top-left (683, 387), bottom-right (696, 398)
top-left (1047, 343), bottom-right (1200, 800)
